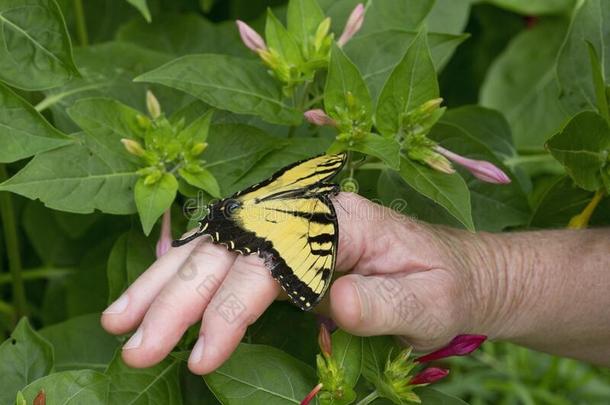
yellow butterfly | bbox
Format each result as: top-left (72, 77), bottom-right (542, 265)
top-left (173, 153), bottom-right (346, 310)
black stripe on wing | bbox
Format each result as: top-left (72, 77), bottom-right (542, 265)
top-left (233, 153), bottom-right (346, 198)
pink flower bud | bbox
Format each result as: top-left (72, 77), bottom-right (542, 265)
top-left (338, 4), bottom-right (365, 47)
top-left (236, 20), bottom-right (267, 52)
top-left (416, 334), bottom-right (487, 363)
top-left (156, 209), bottom-right (172, 258)
top-left (318, 324), bottom-right (332, 358)
top-left (300, 383), bottom-right (323, 405)
top-left (408, 367), bottom-right (449, 386)
top-left (435, 146), bottom-right (511, 184)
top-left (304, 109), bottom-right (337, 126)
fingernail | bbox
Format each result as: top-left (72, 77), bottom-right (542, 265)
top-left (103, 295), bottom-right (129, 315)
top-left (189, 337), bottom-right (205, 365)
top-left (123, 328), bottom-right (143, 350)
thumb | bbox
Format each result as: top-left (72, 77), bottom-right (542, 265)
top-left (330, 270), bottom-right (467, 350)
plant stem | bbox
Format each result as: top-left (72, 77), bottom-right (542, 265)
top-left (356, 390), bottom-right (380, 405)
top-left (346, 151), bottom-right (355, 179)
top-left (0, 165), bottom-right (27, 318)
top-left (73, 0), bottom-right (88, 47)
top-left (358, 162), bottom-right (386, 171)
top-left (0, 267), bottom-right (75, 285)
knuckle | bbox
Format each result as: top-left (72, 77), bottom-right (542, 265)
top-left (148, 290), bottom-right (195, 327)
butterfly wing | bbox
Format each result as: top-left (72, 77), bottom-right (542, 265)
top-left (232, 194), bottom-right (338, 310)
top-left (173, 153), bottom-right (345, 310)
top-left (234, 153), bottom-right (346, 200)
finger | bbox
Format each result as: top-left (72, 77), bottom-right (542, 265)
top-left (330, 270), bottom-right (465, 350)
top-left (101, 236), bottom-right (205, 335)
top-left (188, 254), bottom-right (280, 374)
top-left (121, 243), bottom-right (236, 368)
top-left (333, 192), bottom-right (447, 276)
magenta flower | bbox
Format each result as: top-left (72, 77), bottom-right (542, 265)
top-left (236, 20), bottom-right (267, 52)
top-left (435, 146), bottom-right (511, 184)
top-left (337, 4), bottom-right (365, 47)
top-left (416, 334), bottom-right (487, 363)
top-left (304, 109), bottom-right (337, 126)
top-left (156, 209), bottom-right (172, 258)
top-left (300, 383), bottom-right (323, 405)
top-left (409, 367), bottom-right (449, 386)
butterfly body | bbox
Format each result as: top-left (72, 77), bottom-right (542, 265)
top-left (173, 153), bottom-right (346, 310)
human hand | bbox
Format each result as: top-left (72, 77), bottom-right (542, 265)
top-left (100, 192), bottom-right (505, 374)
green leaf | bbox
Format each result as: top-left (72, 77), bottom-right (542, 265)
top-left (0, 82), bottom-right (72, 163)
top-left (426, 0), bottom-right (473, 35)
top-left (586, 40), bottom-right (610, 123)
top-left (67, 98), bottom-right (145, 145)
top-left (361, 336), bottom-right (397, 388)
top-left (557, 0), bottom-right (610, 116)
top-left (430, 107), bottom-right (530, 231)
top-left (0, 98), bottom-right (144, 214)
top-left (117, 13), bottom-right (246, 57)
top-left (178, 109), bottom-right (214, 144)
top-left (377, 170), bottom-right (464, 229)
top-left (0, 0), bottom-right (78, 90)
top-left (375, 29), bottom-right (439, 137)
top-left (434, 106), bottom-right (517, 160)
top-left (106, 350), bottom-right (182, 404)
top-left (136, 54), bottom-right (302, 125)
top-left (247, 301), bottom-right (318, 364)
top-left (546, 111), bottom-right (610, 191)
top-left (325, 44), bottom-right (372, 124)
top-left (107, 229), bottom-right (155, 303)
top-left (182, 370), bottom-right (222, 405)
top-left (0, 318), bottom-right (54, 405)
top-left (266, 9), bottom-right (302, 65)
top-left (287, 0), bottom-right (325, 47)
top-left (481, 17), bottom-right (570, 151)
top-left (357, 0), bottom-right (434, 35)
top-left (529, 176), bottom-right (591, 228)
top-left (126, 0), bottom-right (151, 22)
top-left (203, 124), bottom-right (285, 196)
top-left (328, 134), bottom-right (400, 170)
top-left (64, 239), bottom-right (113, 318)
top-left (332, 330), bottom-right (363, 387)
top-left (418, 388), bottom-right (470, 405)
top-left (179, 168), bottom-right (221, 198)
top-left (345, 30), bottom-right (468, 101)
top-left (135, 173), bottom-right (178, 235)
top-left (41, 42), bottom-right (184, 132)
top-left (20, 370), bottom-right (110, 405)
top-left (40, 313), bottom-right (119, 371)
top-left (205, 343), bottom-right (317, 404)
top-left (398, 157), bottom-right (475, 231)
top-left (487, 0), bottom-right (575, 14)
top-left (22, 201), bottom-right (91, 266)
top-left (0, 132), bottom-right (138, 215)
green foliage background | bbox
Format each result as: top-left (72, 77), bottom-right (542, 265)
top-left (0, 0), bottom-right (610, 404)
